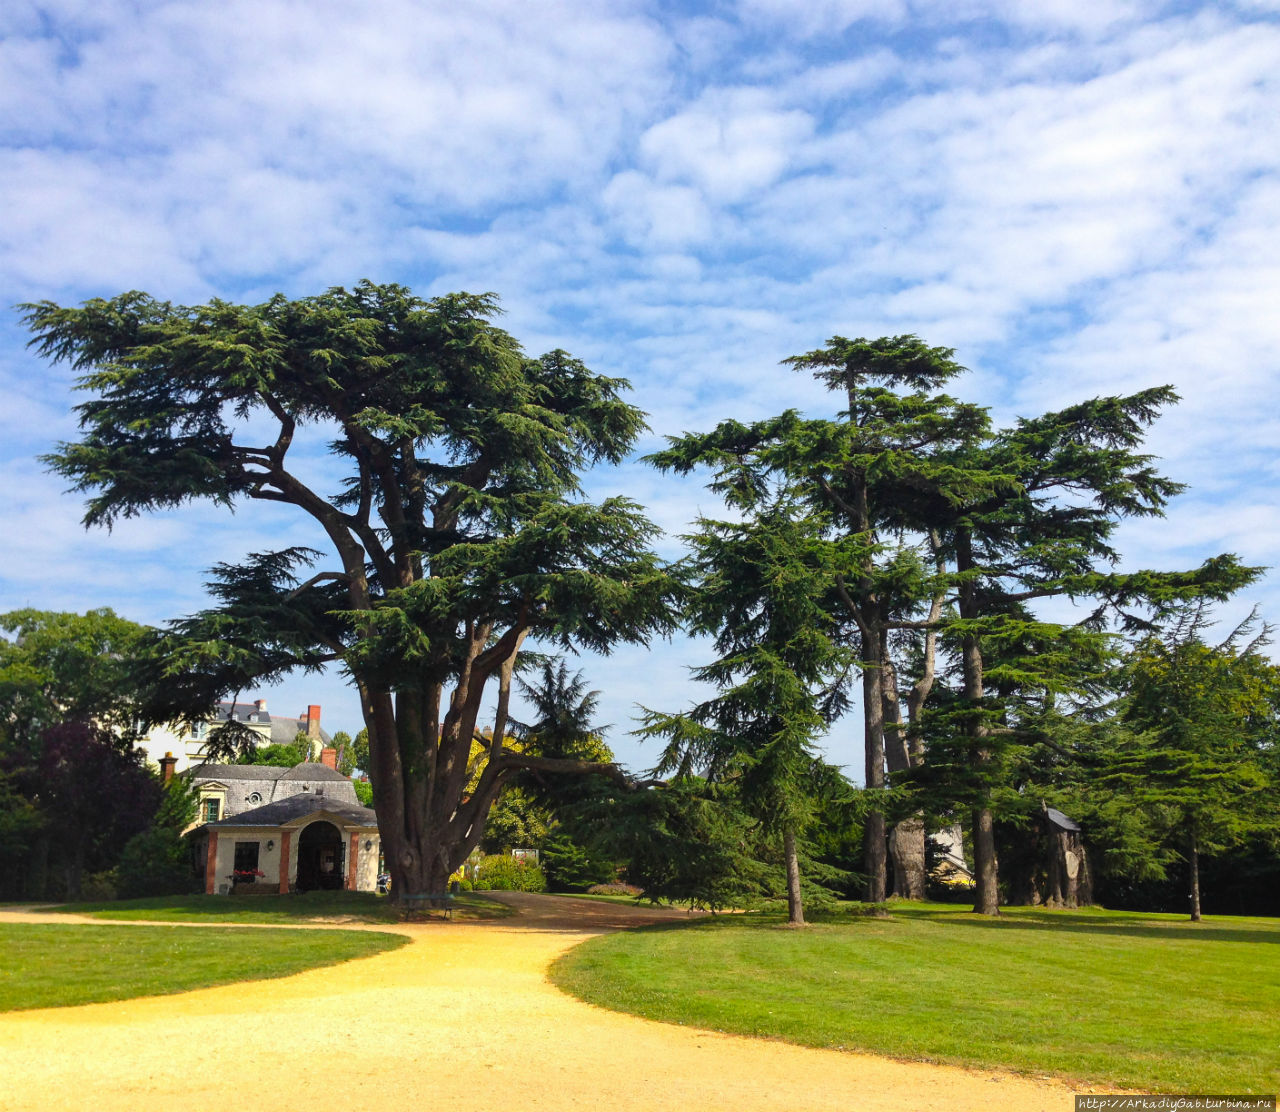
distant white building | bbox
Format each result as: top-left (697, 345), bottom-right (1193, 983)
top-left (140, 698), bottom-right (333, 773)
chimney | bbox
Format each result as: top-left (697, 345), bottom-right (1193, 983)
top-left (254, 698), bottom-right (268, 713)
top-left (320, 747), bottom-right (337, 770)
top-left (159, 752), bottom-right (177, 785)
top-left (306, 705), bottom-right (322, 739)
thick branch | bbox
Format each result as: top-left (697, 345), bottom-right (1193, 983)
top-left (284, 571), bottom-right (351, 602)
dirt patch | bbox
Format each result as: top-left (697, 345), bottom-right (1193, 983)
top-left (0, 893), bottom-right (1085, 1111)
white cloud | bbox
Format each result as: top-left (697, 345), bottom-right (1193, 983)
top-left (602, 171), bottom-right (717, 249)
top-left (2, 0), bottom-right (1278, 740)
top-left (638, 89), bottom-right (815, 203)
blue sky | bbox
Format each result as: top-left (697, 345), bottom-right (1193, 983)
top-left (1, 0), bottom-right (1278, 772)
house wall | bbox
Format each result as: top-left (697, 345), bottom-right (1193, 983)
top-left (355, 835), bottom-right (381, 892)
top-left (137, 721), bottom-right (210, 774)
top-left (208, 821), bottom-right (380, 894)
top-left (210, 828), bottom-right (284, 894)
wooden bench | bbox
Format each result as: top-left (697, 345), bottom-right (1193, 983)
top-left (400, 892), bottom-right (456, 919)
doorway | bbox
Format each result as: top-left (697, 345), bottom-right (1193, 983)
top-left (296, 821), bottom-right (345, 891)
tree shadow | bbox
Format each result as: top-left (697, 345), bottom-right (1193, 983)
top-left (898, 905), bottom-right (1280, 945)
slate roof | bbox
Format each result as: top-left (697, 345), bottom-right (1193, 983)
top-left (191, 761), bottom-right (350, 783)
top-left (190, 763), bottom-right (290, 781)
top-left (1045, 806), bottom-right (1081, 833)
top-left (215, 701), bottom-right (334, 747)
top-left (189, 761), bottom-right (359, 813)
top-left (207, 794), bottom-right (378, 828)
top-left (280, 762), bottom-right (351, 782)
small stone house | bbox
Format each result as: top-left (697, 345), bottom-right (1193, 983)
top-left (195, 795), bottom-right (381, 896)
top-left (185, 758), bottom-right (357, 826)
top-left (183, 758), bottom-right (381, 896)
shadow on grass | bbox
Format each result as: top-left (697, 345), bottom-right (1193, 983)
top-left (894, 904), bottom-right (1280, 945)
top-left (43, 890), bottom-right (513, 924)
top-left (614, 902), bottom-right (1280, 947)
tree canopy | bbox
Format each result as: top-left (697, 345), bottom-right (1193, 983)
top-left (25, 282), bottom-right (679, 898)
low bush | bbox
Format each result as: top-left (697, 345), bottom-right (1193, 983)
top-left (81, 870), bottom-right (118, 902)
top-left (116, 828), bottom-right (200, 899)
top-left (586, 883), bottom-right (642, 896)
top-left (473, 854), bottom-right (547, 892)
top-left (541, 832), bottom-right (616, 892)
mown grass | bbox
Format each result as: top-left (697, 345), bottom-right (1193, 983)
top-left (0, 923), bottom-right (406, 1012)
top-left (550, 902), bottom-right (1280, 1094)
top-left (46, 889), bottom-right (513, 924)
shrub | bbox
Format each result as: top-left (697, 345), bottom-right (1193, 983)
top-left (116, 828), bottom-right (200, 898)
top-left (81, 870), bottom-right (119, 902)
top-left (473, 854), bottom-right (547, 892)
top-left (587, 883), bottom-right (642, 896)
top-left (541, 832), bottom-right (616, 892)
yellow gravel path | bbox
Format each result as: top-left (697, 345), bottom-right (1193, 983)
top-left (0, 894), bottom-right (1083, 1111)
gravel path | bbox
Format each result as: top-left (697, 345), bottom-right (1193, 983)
top-left (0, 894), bottom-right (1082, 1111)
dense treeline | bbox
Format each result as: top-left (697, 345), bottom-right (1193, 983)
top-left (10, 284), bottom-right (1278, 917)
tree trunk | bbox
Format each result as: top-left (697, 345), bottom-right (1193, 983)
top-left (971, 807), bottom-right (999, 915)
top-left (861, 632), bottom-right (887, 902)
top-left (1189, 836), bottom-right (1201, 922)
top-left (1043, 808), bottom-right (1089, 909)
top-left (29, 834), bottom-right (50, 901)
top-left (882, 646), bottom-right (926, 899)
top-left (65, 842), bottom-right (85, 902)
top-left (888, 817), bottom-right (927, 899)
top-left (784, 826), bottom-right (805, 926)
top-left (956, 526), bottom-right (999, 916)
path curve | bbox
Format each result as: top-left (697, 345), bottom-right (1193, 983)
top-left (0, 894), bottom-right (1084, 1111)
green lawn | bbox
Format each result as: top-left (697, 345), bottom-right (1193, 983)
top-left (0, 923), bottom-right (406, 1011)
top-left (45, 889), bottom-right (512, 924)
top-left (550, 902), bottom-right (1280, 1094)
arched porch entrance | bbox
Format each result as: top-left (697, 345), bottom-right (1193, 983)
top-left (296, 820), bottom-right (346, 891)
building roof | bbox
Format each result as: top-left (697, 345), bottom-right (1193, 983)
top-left (190, 763), bottom-right (291, 780)
top-left (215, 701), bottom-right (334, 747)
top-left (279, 762), bottom-right (351, 782)
top-left (1045, 806), bottom-right (1081, 833)
top-left (206, 794), bottom-right (378, 828)
top-left (190, 761), bottom-right (350, 784)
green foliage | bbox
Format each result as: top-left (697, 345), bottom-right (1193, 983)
top-left (236, 738), bottom-right (310, 767)
top-left (540, 831), bottom-right (615, 892)
top-left (596, 779), bottom-right (776, 910)
top-left (637, 491), bottom-right (855, 918)
top-left (472, 854), bottom-right (547, 892)
top-left (25, 283), bottom-right (678, 896)
top-left (0, 771), bottom-right (42, 898)
top-left (115, 828), bottom-right (197, 899)
top-left (80, 871), bottom-right (118, 902)
top-left (1100, 614), bottom-right (1280, 881)
top-left (115, 777), bottom-right (202, 899)
top-left (329, 730), bottom-right (355, 775)
top-left (484, 657), bottom-right (621, 889)
top-left (0, 610), bottom-right (161, 900)
top-left (348, 728), bottom-right (370, 776)
top-left (481, 785), bottom-right (550, 853)
top-left (0, 608), bottom-right (151, 760)
top-left (352, 779), bottom-right (373, 807)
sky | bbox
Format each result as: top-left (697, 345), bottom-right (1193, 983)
top-left (1, 0), bottom-right (1278, 774)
